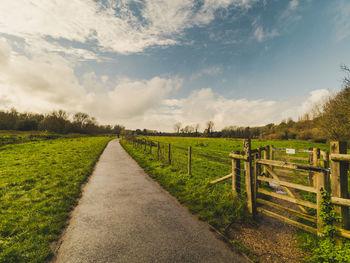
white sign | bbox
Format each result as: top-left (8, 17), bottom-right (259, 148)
top-left (286, 148), bottom-right (295, 154)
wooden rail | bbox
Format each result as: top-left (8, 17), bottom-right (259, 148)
top-left (256, 159), bottom-right (328, 172)
top-left (258, 189), bottom-right (317, 209)
top-left (264, 165), bottom-right (309, 214)
top-left (331, 197), bottom-right (350, 207)
top-left (257, 207), bottom-right (317, 234)
top-left (257, 176), bottom-right (317, 193)
top-left (209, 173), bottom-right (232, 185)
top-left (228, 152), bottom-right (246, 160)
top-left (128, 137), bottom-right (350, 239)
top-left (330, 153), bottom-right (350, 161)
top-left (256, 198), bottom-right (316, 223)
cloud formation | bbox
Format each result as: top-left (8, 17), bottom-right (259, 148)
top-left (0, 36), bottom-right (330, 131)
top-left (0, 0), bottom-right (256, 55)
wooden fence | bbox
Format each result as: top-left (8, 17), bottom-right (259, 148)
top-left (126, 137), bottom-right (239, 182)
top-left (214, 139), bottom-right (350, 238)
top-left (125, 136), bottom-right (350, 239)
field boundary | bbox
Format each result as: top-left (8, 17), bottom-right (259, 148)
top-left (226, 139), bottom-right (350, 239)
top-left (123, 136), bottom-right (350, 241)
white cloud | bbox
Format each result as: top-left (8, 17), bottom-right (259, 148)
top-left (126, 88), bottom-right (330, 132)
top-left (0, 37), bottom-right (330, 131)
top-left (299, 89), bottom-right (330, 116)
top-left (0, 37), bottom-right (181, 122)
top-left (0, 0), bottom-right (256, 55)
top-left (83, 76), bottom-right (183, 120)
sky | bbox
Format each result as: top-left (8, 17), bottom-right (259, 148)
top-left (0, 0), bottom-right (350, 132)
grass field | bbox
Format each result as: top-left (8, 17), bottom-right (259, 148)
top-left (121, 136), bottom-right (334, 261)
top-left (123, 136), bottom-right (329, 228)
top-left (121, 137), bottom-right (252, 231)
top-left (144, 136), bottom-right (329, 155)
top-left (0, 131), bottom-right (89, 147)
top-left (0, 136), bottom-right (112, 263)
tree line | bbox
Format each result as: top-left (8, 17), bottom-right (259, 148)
top-left (138, 66), bottom-right (350, 142)
top-left (0, 109), bottom-right (125, 136)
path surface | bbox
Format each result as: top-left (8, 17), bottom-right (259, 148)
top-left (53, 140), bottom-right (246, 263)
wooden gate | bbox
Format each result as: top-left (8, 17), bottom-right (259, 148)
top-left (227, 139), bottom-right (350, 238)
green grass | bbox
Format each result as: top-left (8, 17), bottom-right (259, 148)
top-left (143, 136), bottom-right (329, 155)
top-left (122, 136), bottom-right (329, 229)
top-left (121, 137), bottom-right (252, 228)
top-left (0, 130), bottom-right (92, 147)
top-left (0, 136), bottom-right (112, 263)
top-left (121, 136), bottom-right (334, 261)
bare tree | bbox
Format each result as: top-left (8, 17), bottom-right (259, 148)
top-left (173, 122), bottom-right (182, 133)
top-left (194, 123), bottom-right (200, 136)
top-left (188, 125), bottom-right (195, 133)
top-left (206, 121), bottom-right (214, 134)
top-left (73, 112), bottom-right (90, 128)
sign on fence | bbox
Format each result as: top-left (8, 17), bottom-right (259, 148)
top-left (286, 148), bottom-right (295, 154)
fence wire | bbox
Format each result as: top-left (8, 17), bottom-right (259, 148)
top-left (123, 136), bottom-right (247, 199)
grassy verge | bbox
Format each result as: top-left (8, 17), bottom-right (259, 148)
top-left (120, 139), bottom-right (254, 253)
top-left (123, 136), bottom-right (337, 262)
top-left (0, 136), bottom-right (112, 263)
top-left (121, 138), bottom-right (251, 229)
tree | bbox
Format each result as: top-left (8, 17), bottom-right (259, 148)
top-left (315, 66), bottom-right (350, 140)
top-left (39, 110), bottom-right (70, 133)
top-left (113, 125), bottom-right (125, 137)
top-left (73, 112), bottom-right (90, 129)
top-left (206, 121), bottom-right (214, 134)
top-left (173, 122), bottom-right (182, 134)
top-left (195, 123), bottom-right (200, 134)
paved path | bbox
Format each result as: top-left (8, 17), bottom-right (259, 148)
top-left (53, 140), bottom-right (246, 263)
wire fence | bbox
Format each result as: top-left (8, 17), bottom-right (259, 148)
top-left (123, 136), bottom-right (247, 198)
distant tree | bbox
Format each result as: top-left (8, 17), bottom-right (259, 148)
top-left (16, 120), bottom-right (38, 131)
top-left (113, 124), bottom-right (125, 137)
top-left (195, 123), bottom-right (200, 134)
top-left (206, 121), bottom-right (214, 134)
top-left (73, 112), bottom-right (90, 130)
top-left (39, 110), bottom-right (70, 133)
top-left (173, 122), bottom-right (182, 134)
top-left (314, 65), bottom-right (350, 140)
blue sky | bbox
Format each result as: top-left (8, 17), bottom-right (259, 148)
top-left (0, 0), bottom-right (349, 131)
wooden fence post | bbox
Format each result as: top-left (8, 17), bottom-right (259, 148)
top-left (157, 142), bottom-right (160, 160)
top-left (321, 151), bottom-right (329, 169)
top-left (263, 145), bottom-right (270, 175)
top-left (168, 143), bottom-right (171, 165)
top-left (312, 148), bottom-right (320, 187)
top-left (244, 139), bottom-right (256, 218)
top-left (232, 151), bottom-right (241, 197)
top-left (270, 145), bottom-right (274, 172)
top-left (144, 139), bottom-right (147, 151)
top-left (257, 148), bottom-right (262, 187)
top-left (253, 153), bottom-right (258, 208)
top-left (149, 141), bottom-right (152, 154)
top-left (313, 148), bottom-right (320, 167)
top-left (330, 141), bottom-right (349, 229)
top-left (188, 146), bottom-right (192, 175)
top-left (270, 145), bottom-right (274, 161)
top-left (316, 170), bottom-right (330, 236)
